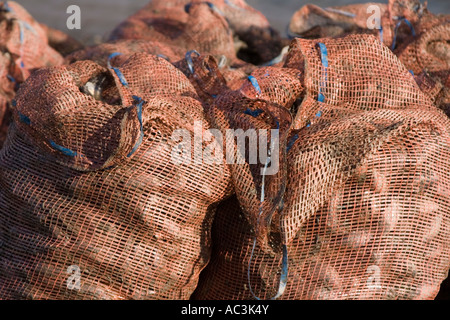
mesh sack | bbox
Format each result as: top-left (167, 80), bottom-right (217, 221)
top-left (108, 0), bottom-right (286, 65)
top-left (288, 0), bottom-right (432, 49)
top-left (108, 1), bottom-right (236, 63)
top-left (283, 34), bottom-right (443, 129)
top-left (0, 1), bottom-right (63, 74)
top-left (413, 70), bottom-right (450, 118)
top-left (288, 2), bottom-right (390, 42)
top-left (0, 53), bottom-right (233, 299)
top-left (0, 1), bottom-right (64, 148)
top-left (65, 39), bottom-right (187, 67)
top-left (192, 34), bottom-right (450, 300)
top-left (393, 13), bottom-right (450, 74)
top-left (0, 51), bottom-right (15, 147)
top-left (179, 53), bottom-right (305, 251)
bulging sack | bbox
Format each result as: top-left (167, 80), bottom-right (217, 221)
top-left (0, 53), bottom-right (232, 299)
top-left (192, 34), bottom-right (450, 300)
top-left (0, 1), bottom-right (64, 148)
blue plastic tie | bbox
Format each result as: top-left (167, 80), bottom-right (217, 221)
top-left (49, 140), bottom-right (78, 158)
top-left (244, 108), bottom-right (264, 118)
top-left (317, 42), bottom-right (328, 104)
top-left (7, 74), bottom-right (16, 82)
top-left (3, 1), bottom-right (12, 12)
top-left (324, 7), bottom-right (356, 18)
top-left (318, 42), bottom-right (328, 68)
top-left (248, 75), bottom-right (262, 95)
top-left (391, 18), bottom-right (416, 50)
top-left (107, 52), bottom-right (128, 87)
top-left (19, 22), bottom-right (24, 44)
top-left (127, 96), bottom-right (144, 158)
top-left (156, 54), bottom-right (170, 61)
top-left (286, 134), bottom-right (299, 152)
top-left (317, 93), bottom-right (325, 103)
top-left (206, 2), bottom-right (225, 16)
top-left (224, 0), bottom-right (244, 11)
top-left (18, 112), bottom-right (31, 125)
top-left (409, 70), bottom-right (414, 76)
top-left (185, 50), bottom-right (200, 74)
top-left (379, 26), bottom-right (384, 44)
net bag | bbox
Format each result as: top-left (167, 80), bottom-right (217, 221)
top-left (65, 39), bottom-right (187, 67)
top-left (192, 34), bottom-right (450, 300)
top-left (0, 1), bottom-right (64, 148)
top-left (0, 53), bottom-right (232, 299)
top-left (288, 0), bottom-right (436, 51)
top-left (108, 0), bottom-right (287, 65)
top-left (108, 1), bottom-right (237, 64)
top-left (392, 12), bottom-right (450, 117)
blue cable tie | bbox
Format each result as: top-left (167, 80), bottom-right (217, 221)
top-left (49, 140), bottom-right (78, 158)
top-left (318, 42), bottom-right (329, 68)
top-left (127, 96), bottom-right (145, 158)
top-left (324, 7), bottom-right (356, 18)
top-left (244, 108), bottom-right (264, 118)
top-left (185, 50), bottom-right (200, 74)
top-left (107, 52), bottom-right (128, 87)
top-left (391, 18), bottom-right (416, 50)
top-left (286, 134), bottom-right (299, 152)
top-left (379, 26), bottom-right (384, 44)
top-left (248, 75), bottom-right (262, 95)
top-left (18, 112), bottom-right (31, 125)
top-left (317, 42), bottom-right (328, 102)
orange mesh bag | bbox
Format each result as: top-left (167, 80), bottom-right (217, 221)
top-left (180, 53), bottom-right (305, 255)
top-left (413, 70), bottom-right (450, 118)
top-left (0, 1), bottom-right (64, 148)
top-left (391, 12), bottom-right (450, 116)
top-left (192, 34), bottom-right (450, 300)
top-left (0, 51), bottom-right (15, 148)
top-left (0, 1), bottom-right (63, 75)
top-left (288, 2), bottom-right (391, 42)
top-left (288, 0), bottom-right (434, 50)
top-left (65, 39), bottom-right (186, 66)
top-left (393, 13), bottom-right (450, 74)
top-left (0, 53), bottom-right (232, 299)
top-left (108, 1), bottom-right (236, 63)
top-left (109, 0), bottom-right (286, 65)
top-left (283, 35), bottom-right (443, 129)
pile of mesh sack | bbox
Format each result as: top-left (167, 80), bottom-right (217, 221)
top-left (288, 0), bottom-right (450, 117)
top-left (0, 1), bottom-right (81, 149)
top-left (0, 52), bottom-right (233, 299)
top-left (0, 0), bottom-right (449, 300)
top-left (190, 34), bottom-right (450, 299)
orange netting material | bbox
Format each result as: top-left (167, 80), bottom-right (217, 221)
top-left (0, 0), bottom-right (449, 301)
top-left (108, 0), bottom-right (287, 65)
top-left (191, 34), bottom-right (450, 300)
top-left (0, 53), bottom-right (232, 299)
top-left (0, 1), bottom-right (64, 148)
top-left (287, 0), bottom-right (450, 118)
